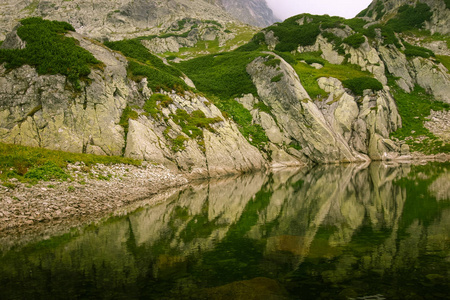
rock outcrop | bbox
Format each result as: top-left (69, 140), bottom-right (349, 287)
top-left (0, 32), bottom-right (265, 178)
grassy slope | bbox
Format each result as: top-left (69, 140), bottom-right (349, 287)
top-left (176, 51), bottom-right (269, 148)
top-left (389, 85), bottom-right (450, 154)
top-left (0, 143), bottom-right (141, 186)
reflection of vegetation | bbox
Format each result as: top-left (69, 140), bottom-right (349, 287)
top-left (396, 162), bottom-right (450, 229)
top-left (1, 163), bottom-right (449, 299)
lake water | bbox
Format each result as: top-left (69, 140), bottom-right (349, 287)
top-left (0, 162), bottom-right (449, 300)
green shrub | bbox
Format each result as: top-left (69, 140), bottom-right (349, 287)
top-left (235, 32), bottom-right (265, 52)
top-left (264, 14), bottom-right (328, 51)
top-left (445, 0), bottom-right (450, 9)
top-left (0, 17), bottom-right (101, 90)
top-left (342, 18), bottom-right (368, 33)
top-left (104, 39), bottom-right (189, 92)
top-left (403, 42), bottom-right (435, 58)
top-left (356, 8), bottom-right (369, 18)
top-left (374, 1), bottom-right (385, 20)
top-left (177, 52), bottom-right (260, 100)
top-left (343, 33), bottom-right (365, 48)
top-left (274, 51), bottom-right (296, 65)
top-left (304, 58), bottom-right (324, 65)
top-left (128, 61), bottom-right (189, 93)
top-left (386, 3), bottom-right (432, 32)
top-left (264, 58), bottom-right (281, 67)
top-left (342, 77), bottom-right (383, 95)
top-left (24, 162), bottom-right (70, 182)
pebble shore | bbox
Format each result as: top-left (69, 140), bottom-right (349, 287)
top-left (0, 162), bottom-right (188, 237)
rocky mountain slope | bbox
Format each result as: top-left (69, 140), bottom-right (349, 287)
top-left (0, 0), bottom-right (277, 42)
top-left (358, 0), bottom-right (450, 34)
top-left (0, 0), bottom-right (449, 180)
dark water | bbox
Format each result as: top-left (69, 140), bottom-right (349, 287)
top-left (0, 162), bottom-right (449, 300)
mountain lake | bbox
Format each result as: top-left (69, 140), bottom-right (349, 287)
top-left (0, 161), bottom-right (449, 299)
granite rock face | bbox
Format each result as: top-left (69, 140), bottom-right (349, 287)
top-left (0, 32), bottom-right (266, 178)
top-left (0, 0), bottom-right (278, 41)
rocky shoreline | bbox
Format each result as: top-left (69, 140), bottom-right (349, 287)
top-left (1, 153), bottom-right (449, 241)
top-left (0, 162), bottom-right (189, 237)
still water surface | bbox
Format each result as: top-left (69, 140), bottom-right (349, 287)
top-left (0, 162), bottom-right (449, 300)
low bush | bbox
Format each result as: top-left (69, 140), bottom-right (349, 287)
top-left (104, 39), bottom-right (189, 92)
top-left (343, 33), bottom-right (366, 49)
top-left (342, 77), bottom-right (383, 95)
top-left (403, 42), bottom-right (435, 58)
top-left (0, 17), bottom-right (101, 90)
top-left (386, 3), bottom-right (432, 32)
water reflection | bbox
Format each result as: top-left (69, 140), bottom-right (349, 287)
top-left (0, 162), bottom-right (449, 299)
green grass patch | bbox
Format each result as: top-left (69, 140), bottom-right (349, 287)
top-left (0, 17), bottom-right (102, 90)
top-left (213, 97), bottom-right (269, 149)
top-left (168, 109), bottom-right (222, 152)
top-left (390, 85), bottom-right (450, 154)
top-left (292, 55), bottom-right (373, 99)
top-left (119, 106), bottom-right (138, 135)
top-left (24, 162), bottom-right (70, 181)
top-left (436, 55), bottom-right (450, 73)
top-left (171, 109), bottom-right (222, 139)
top-left (143, 93), bottom-right (173, 119)
top-left (0, 143), bottom-right (141, 184)
top-left (342, 77), bottom-right (383, 96)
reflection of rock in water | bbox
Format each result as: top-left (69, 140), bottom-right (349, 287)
top-left (429, 170), bottom-right (450, 201)
top-left (1, 162), bottom-right (449, 299)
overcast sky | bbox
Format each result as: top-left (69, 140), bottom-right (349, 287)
top-left (266, 0), bottom-right (373, 20)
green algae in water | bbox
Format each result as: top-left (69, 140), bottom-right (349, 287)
top-left (0, 162), bottom-right (449, 299)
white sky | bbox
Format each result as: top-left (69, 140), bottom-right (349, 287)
top-left (266, 0), bottom-right (373, 20)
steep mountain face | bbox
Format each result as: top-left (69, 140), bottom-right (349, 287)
top-left (219, 0), bottom-right (280, 27)
top-left (0, 0), bottom-right (277, 41)
top-left (0, 0), bottom-right (231, 41)
top-left (358, 0), bottom-right (450, 34)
